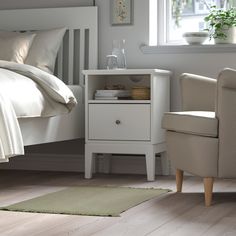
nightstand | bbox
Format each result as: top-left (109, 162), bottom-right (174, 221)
top-left (83, 69), bottom-right (171, 181)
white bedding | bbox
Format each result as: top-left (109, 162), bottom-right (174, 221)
top-left (0, 60), bottom-right (77, 162)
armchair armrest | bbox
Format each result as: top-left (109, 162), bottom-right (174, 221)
top-left (216, 68), bottom-right (236, 177)
top-left (180, 73), bottom-right (216, 111)
top-left (217, 68), bottom-right (236, 90)
top-left (216, 68), bottom-right (236, 117)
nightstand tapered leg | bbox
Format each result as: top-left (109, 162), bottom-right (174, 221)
top-left (85, 146), bottom-right (95, 179)
top-left (145, 148), bottom-right (155, 181)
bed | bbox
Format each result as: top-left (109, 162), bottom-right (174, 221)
top-left (0, 7), bottom-right (98, 162)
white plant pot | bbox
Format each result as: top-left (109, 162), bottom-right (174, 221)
top-left (214, 27), bottom-right (236, 44)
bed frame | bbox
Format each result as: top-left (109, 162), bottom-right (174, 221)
top-left (0, 7), bottom-right (98, 145)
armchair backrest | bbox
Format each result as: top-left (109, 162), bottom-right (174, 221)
top-left (216, 68), bottom-right (236, 178)
top-left (180, 73), bottom-right (216, 111)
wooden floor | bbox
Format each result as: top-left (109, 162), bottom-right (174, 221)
top-left (0, 170), bottom-right (235, 236)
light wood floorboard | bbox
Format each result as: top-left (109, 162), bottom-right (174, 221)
top-left (0, 170), bottom-right (235, 236)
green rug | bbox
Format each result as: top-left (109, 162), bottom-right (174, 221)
top-left (1, 186), bottom-right (169, 217)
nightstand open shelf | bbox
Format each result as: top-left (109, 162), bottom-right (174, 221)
top-left (83, 69), bottom-right (171, 181)
top-left (88, 100), bottom-right (151, 104)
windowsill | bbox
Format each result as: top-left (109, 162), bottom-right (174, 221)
top-left (140, 44), bottom-right (236, 54)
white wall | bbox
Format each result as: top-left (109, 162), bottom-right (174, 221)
top-left (1, 0), bottom-right (235, 110)
top-left (0, 0), bottom-right (93, 9)
top-left (96, 0), bottom-right (236, 110)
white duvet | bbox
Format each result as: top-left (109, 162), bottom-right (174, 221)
top-left (0, 60), bottom-right (77, 162)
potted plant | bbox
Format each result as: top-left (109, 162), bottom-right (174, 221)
top-left (204, 6), bottom-right (236, 43)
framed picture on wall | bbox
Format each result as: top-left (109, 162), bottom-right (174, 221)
top-left (111, 0), bottom-right (133, 26)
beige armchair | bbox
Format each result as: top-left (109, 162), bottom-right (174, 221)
top-left (162, 68), bottom-right (236, 206)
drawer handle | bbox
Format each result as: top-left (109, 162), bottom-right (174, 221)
top-left (115, 120), bottom-right (121, 125)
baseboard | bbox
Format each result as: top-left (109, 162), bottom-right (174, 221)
top-left (0, 154), bottom-right (85, 172)
top-left (0, 153), bottom-right (172, 175)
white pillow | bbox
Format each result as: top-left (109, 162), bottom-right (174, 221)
top-left (0, 31), bottom-right (35, 64)
top-left (25, 27), bottom-right (67, 74)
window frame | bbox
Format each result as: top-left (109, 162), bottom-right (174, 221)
top-left (143, 0), bottom-right (236, 54)
top-left (157, 0), bottom-right (210, 45)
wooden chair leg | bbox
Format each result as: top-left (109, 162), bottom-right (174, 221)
top-left (203, 177), bottom-right (214, 207)
top-left (176, 169), bottom-right (183, 192)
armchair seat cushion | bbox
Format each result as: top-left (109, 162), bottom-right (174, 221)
top-left (162, 111), bottom-right (218, 137)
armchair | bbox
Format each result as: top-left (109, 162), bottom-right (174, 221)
top-left (162, 68), bottom-right (236, 206)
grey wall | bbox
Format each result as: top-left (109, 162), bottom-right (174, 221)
top-left (1, 0), bottom-right (235, 110)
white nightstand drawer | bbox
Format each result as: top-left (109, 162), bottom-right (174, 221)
top-left (88, 104), bottom-right (151, 141)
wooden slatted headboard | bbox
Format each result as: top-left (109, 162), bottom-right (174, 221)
top-left (0, 7), bottom-right (98, 85)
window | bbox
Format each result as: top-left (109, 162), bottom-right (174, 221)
top-left (149, 0), bottom-right (236, 45)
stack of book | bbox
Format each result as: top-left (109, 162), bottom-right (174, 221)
top-left (94, 90), bottom-right (131, 100)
